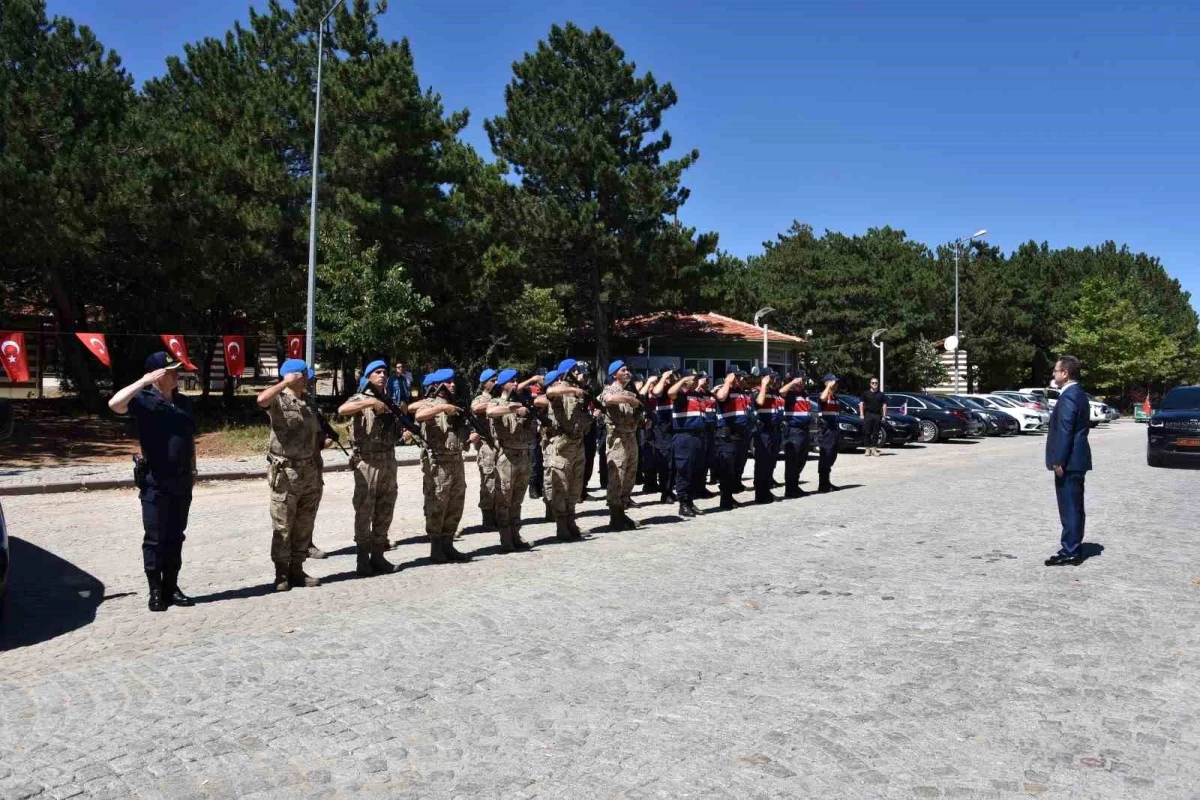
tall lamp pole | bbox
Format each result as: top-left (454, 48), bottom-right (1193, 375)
top-left (304, 0), bottom-right (347, 370)
top-left (753, 307), bottom-right (775, 371)
top-left (871, 328), bottom-right (887, 392)
top-left (953, 228), bottom-right (987, 393)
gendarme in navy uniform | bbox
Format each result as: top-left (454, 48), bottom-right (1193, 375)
top-left (108, 351), bottom-right (197, 612)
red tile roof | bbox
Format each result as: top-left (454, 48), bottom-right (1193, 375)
top-left (612, 312), bottom-right (805, 344)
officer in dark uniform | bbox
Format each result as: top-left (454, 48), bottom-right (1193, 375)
top-left (780, 371), bottom-right (813, 497)
top-left (668, 369), bottom-right (706, 517)
top-left (817, 373), bottom-right (842, 493)
top-left (108, 351), bottom-right (197, 612)
top-left (752, 370), bottom-right (784, 504)
top-left (691, 373), bottom-right (716, 500)
top-left (713, 368), bottom-right (751, 509)
top-left (647, 367), bottom-right (677, 503)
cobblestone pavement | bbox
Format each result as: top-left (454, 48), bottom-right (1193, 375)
top-left (1, 423), bottom-right (1197, 799)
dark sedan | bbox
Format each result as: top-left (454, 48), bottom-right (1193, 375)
top-left (1147, 385), bottom-right (1200, 467)
top-left (884, 392), bottom-right (968, 443)
top-left (952, 395), bottom-right (1020, 436)
top-left (840, 394), bottom-right (919, 446)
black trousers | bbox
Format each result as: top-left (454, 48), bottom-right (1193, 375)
top-left (140, 474), bottom-right (193, 572)
top-left (672, 432), bottom-right (703, 501)
top-left (529, 439), bottom-right (544, 498)
top-left (752, 428), bottom-right (780, 500)
top-left (782, 428), bottom-right (811, 493)
top-left (653, 443), bottom-right (674, 494)
top-left (863, 412), bottom-right (882, 447)
top-left (818, 417), bottom-right (839, 476)
top-left (583, 421), bottom-right (607, 492)
top-left (736, 431), bottom-right (751, 483)
top-left (715, 433), bottom-right (744, 500)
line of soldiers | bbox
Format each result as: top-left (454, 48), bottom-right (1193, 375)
top-left (118, 353), bottom-right (846, 606)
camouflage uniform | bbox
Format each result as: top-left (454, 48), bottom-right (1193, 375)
top-left (472, 391), bottom-right (498, 523)
top-left (491, 396), bottom-right (535, 549)
top-left (348, 392), bottom-right (399, 554)
top-left (266, 390), bottom-right (322, 569)
top-left (547, 391), bottom-right (591, 535)
top-left (421, 408), bottom-right (468, 541)
top-left (600, 385), bottom-right (642, 513)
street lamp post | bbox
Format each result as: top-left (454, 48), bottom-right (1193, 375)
top-left (953, 228), bottom-right (987, 394)
top-left (304, 0), bottom-right (347, 370)
top-left (871, 328), bottom-right (887, 392)
top-left (753, 306), bottom-right (775, 371)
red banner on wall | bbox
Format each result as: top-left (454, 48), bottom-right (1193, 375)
top-left (223, 335), bottom-right (246, 378)
top-left (0, 331), bottom-right (31, 383)
top-left (160, 334), bottom-right (197, 370)
top-left (286, 333), bottom-right (305, 360)
top-left (76, 332), bottom-right (112, 368)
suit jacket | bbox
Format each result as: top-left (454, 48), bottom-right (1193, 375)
top-left (1045, 383), bottom-right (1092, 472)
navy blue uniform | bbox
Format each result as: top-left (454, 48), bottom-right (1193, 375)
top-left (817, 393), bottom-right (840, 483)
top-left (672, 392), bottom-right (707, 502)
top-left (782, 389), bottom-right (812, 496)
top-left (752, 389), bottom-right (783, 501)
top-left (127, 386), bottom-right (196, 574)
top-left (649, 395), bottom-right (674, 497)
top-left (714, 389), bottom-right (751, 503)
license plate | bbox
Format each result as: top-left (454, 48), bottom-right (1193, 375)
top-left (1178, 438), bottom-right (1200, 448)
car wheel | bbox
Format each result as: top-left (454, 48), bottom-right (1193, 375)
top-left (874, 428), bottom-right (888, 447)
top-left (919, 420), bottom-right (939, 443)
top-left (1147, 448), bottom-right (1164, 468)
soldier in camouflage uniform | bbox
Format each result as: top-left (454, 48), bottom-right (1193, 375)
top-left (532, 369), bottom-right (560, 521)
top-left (256, 359), bottom-right (323, 591)
top-left (471, 369), bottom-right (499, 531)
top-left (485, 369), bottom-right (539, 552)
top-left (337, 359), bottom-right (400, 577)
top-left (545, 358), bottom-right (592, 540)
top-left (599, 360), bottom-right (644, 530)
top-left (415, 368), bottom-right (473, 563)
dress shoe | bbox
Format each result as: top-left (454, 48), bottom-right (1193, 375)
top-left (1044, 553), bottom-right (1084, 567)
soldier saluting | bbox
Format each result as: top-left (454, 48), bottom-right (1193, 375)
top-left (337, 359), bottom-right (400, 577)
top-left (415, 368), bottom-right (474, 563)
top-left (485, 368), bottom-right (540, 552)
top-left (256, 359), bottom-right (323, 591)
top-left (598, 360), bottom-right (643, 530)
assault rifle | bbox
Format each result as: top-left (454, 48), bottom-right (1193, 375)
top-left (310, 400), bottom-right (351, 456)
top-left (435, 383), bottom-right (497, 450)
top-left (368, 385), bottom-right (425, 446)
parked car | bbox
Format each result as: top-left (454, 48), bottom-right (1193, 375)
top-left (994, 390), bottom-right (1049, 413)
top-left (840, 393), bottom-right (920, 446)
top-left (924, 394), bottom-right (986, 437)
top-left (962, 394), bottom-right (1049, 433)
top-left (1022, 386), bottom-right (1108, 426)
top-left (1147, 385), bottom-right (1200, 467)
top-left (825, 397), bottom-right (866, 451)
top-left (883, 392), bottom-right (968, 443)
top-left (952, 396), bottom-right (1020, 435)
top-left (0, 500), bottom-right (8, 612)
top-left (1021, 387), bottom-right (1060, 410)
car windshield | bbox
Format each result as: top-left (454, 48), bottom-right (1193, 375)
top-left (987, 395), bottom-right (1018, 408)
top-left (936, 396), bottom-right (968, 410)
top-left (955, 396), bottom-right (986, 410)
top-left (1162, 386), bottom-right (1200, 411)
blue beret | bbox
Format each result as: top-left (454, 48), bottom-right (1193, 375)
top-left (479, 368), bottom-right (497, 383)
top-left (280, 359), bottom-right (308, 378)
top-left (421, 373), bottom-right (435, 387)
top-left (429, 368), bottom-right (455, 383)
top-left (359, 359), bottom-right (388, 392)
top-left (496, 368), bottom-right (518, 385)
top-left (823, 373), bottom-right (838, 383)
top-left (543, 369), bottom-right (560, 386)
top-left (608, 360), bottom-right (625, 376)
top-left (557, 358), bottom-right (577, 374)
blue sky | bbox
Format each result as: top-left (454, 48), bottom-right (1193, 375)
top-left (51, 0), bottom-right (1200, 311)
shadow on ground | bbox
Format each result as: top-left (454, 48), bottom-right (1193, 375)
top-left (1, 537), bottom-right (106, 651)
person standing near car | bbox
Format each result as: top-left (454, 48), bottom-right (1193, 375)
top-left (859, 378), bottom-right (888, 457)
top-left (1044, 355), bottom-right (1092, 566)
top-left (109, 351), bottom-right (197, 612)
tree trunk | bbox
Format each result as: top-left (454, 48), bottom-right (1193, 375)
top-left (45, 266), bottom-right (102, 412)
top-left (589, 260), bottom-right (610, 382)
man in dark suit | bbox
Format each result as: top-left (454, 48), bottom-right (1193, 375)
top-left (1044, 355), bottom-right (1093, 566)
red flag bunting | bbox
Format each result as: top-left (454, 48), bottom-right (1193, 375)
top-left (0, 331), bottom-right (31, 383)
top-left (286, 333), bottom-right (305, 360)
top-left (160, 334), bottom-right (197, 370)
top-left (76, 332), bottom-right (112, 368)
top-left (223, 335), bottom-right (246, 379)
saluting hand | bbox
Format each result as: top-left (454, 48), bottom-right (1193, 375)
top-left (143, 368), bottom-right (168, 386)
top-left (283, 370), bottom-right (305, 387)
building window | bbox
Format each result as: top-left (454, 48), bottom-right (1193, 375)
top-left (683, 358), bottom-right (710, 375)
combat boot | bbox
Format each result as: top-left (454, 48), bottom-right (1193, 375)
top-left (756, 492), bottom-right (777, 505)
top-left (444, 539), bottom-right (473, 562)
top-left (288, 564), bottom-right (321, 588)
top-left (369, 550), bottom-right (396, 575)
top-left (544, 501), bottom-right (554, 521)
top-left (499, 526), bottom-right (517, 553)
top-left (567, 518), bottom-right (585, 539)
top-left (163, 570), bottom-right (194, 607)
top-left (357, 546), bottom-right (373, 577)
top-left (818, 476), bottom-right (837, 494)
top-left (512, 527), bottom-right (533, 550)
top-left (481, 510), bottom-right (498, 530)
top-left (719, 494), bottom-right (742, 510)
top-left (430, 538), bottom-right (449, 564)
top-left (613, 510), bottom-right (641, 530)
top-left (678, 500), bottom-right (697, 518)
top-left (660, 489), bottom-right (676, 504)
top-left (146, 570), bottom-right (167, 612)
top-left (307, 542), bottom-right (327, 559)
top-left (274, 562), bottom-right (291, 592)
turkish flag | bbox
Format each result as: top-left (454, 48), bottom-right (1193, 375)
top-left (76, 332), bottom-right (112, 368)
top-left (223, 335), bottom-right (246, 378)
top-left (160, 334), bottom-right (197, 370)
top-left (286, 333), bottom-right (305, 360)
top-left (0, 331), bottom-right (31, 383)
top-left (1143, 395), bottom-right (1152, 415)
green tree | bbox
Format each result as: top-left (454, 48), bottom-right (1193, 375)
top-left (485, 23), bottom-right (716, 376)
top-left (499, 285), bottom-right (568, 369)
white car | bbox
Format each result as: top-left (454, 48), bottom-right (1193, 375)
top-left (962, 394), bottom-right (1049, 433)
top-left (1021, 387), bottom-right (1109, 427)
